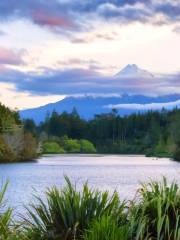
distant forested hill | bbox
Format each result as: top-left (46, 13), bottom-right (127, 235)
top-left (20, 94), bottom-right (180, 124)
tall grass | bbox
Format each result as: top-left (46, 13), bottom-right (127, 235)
top-left (1, 177), bottom-right (180, 240)
top-left (132, 177), bottom-right (180, 239)
top-left (22, 176), bottom-right (125, 240)
top-left (0, 181), bottom-right (13, 239)
top-left (84, 215), bottom-right (129, 240)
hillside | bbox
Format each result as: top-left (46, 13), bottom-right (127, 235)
top-left (20, 94), bottom-right (180, 124)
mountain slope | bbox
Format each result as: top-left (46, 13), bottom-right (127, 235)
top-left (20, 94), bottom-right (180, 124)
top-left (20, 65), bottom-right (180, 124)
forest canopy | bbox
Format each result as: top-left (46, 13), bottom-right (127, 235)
top-left (24, 107), bottom-right (180, 161)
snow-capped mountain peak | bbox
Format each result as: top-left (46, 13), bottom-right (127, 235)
top-left (115, 64), bottom-right (154, 78)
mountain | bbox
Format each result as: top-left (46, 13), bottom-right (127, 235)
top-left (20, 94), bottom-right (180, 124)
top-left (115, 64), bottom-right (154, 78)
top-left (20, 65), bottom-right (180, 124)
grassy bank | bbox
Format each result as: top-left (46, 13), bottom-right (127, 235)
top-left (1, 177), bottom-right (180, 239)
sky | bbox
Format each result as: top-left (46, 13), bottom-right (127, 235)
top-left (0, 0), bottom-right (180, 110)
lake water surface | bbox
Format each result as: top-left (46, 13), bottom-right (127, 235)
top-left (0, 154), bottom-right (180, 213)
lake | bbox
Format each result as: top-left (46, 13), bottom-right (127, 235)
top-left (0, 154), bottom-right (180, 214)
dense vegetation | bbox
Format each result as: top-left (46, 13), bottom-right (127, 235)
top-left (24, 107), bottom-right (180, 160)
top-left (0, 103), bottom-right (38, 162)
top-left (1, 102), bottom-right (179, 160)
top-left (1, 177), bottom-right (180, 239)
top-left (43, 136), bottom-right (96, 154)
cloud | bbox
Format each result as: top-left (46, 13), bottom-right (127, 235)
top-left (71, 31), bottom-right (118, 44)
top-left (0, 0), bottom-right (180, 35)
top-left (173, 25), bottom-right (180, 33)
top-left (0, 47), bottom-right (24, 65)
top-left (0, 30), bottom-right (6, 35)
top-left (57, 58), bottom-right (103, 71)
top-left (32, 10), bottom-right (75, 29)
top-left (0, 66), bottom-right (179, 96)
top-left (104, 99), bottom-right (180, 110)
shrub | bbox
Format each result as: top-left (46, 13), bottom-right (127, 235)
top-left (2, 177), bottom-right (180, 240)
top-left (0, 182), bottom-right (15, 239)
top-left (84, 215), bottom-right (129, 240)
top-left (20, 133), bottom-right (38, 161)
top-left (0, 136), bottom-right (16, 163)
top-left (22, 177), bottom-right (123, 240)
top-left (79, 140), bottom-right (96, 153)
top-left (43, 141), bottom-right (65, 154)
top-left (131, 178), bottom-right (180, 239)
top-left (64, 139), bottom-right (81, 153)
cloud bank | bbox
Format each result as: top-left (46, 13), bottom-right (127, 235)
top-left (0, 66), bottom-right (179, 96)
top-left (0, 0), bottom-right (180, 34)
top-left (104, 99), bottom-right (180, 110)
top-left (0, 47), bottom-right (24, 65)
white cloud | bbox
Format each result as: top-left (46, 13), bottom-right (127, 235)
top-left (105, 99), bottom-right (180, 110)
top-left (0, 82), bottom-right (64, 110)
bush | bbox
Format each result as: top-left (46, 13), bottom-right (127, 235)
top-left (20, 133), bottom-right (38, 161)
top-left (130, 178), bottom-right (180, 239)
top-left (43, 141), bottom-right (65, 154)
top-left (2, 177), bottom-right (180, 239)
top-left (64, 139), bottom-right (81, 153)
top-left (23, 177), bottom-right (123, 240)
top-left (0, 136), bottom-right (16, 163)
top-left (84, 215), bottom-right (129, 240)
top-left (79, 140), bottom-right (96, 153)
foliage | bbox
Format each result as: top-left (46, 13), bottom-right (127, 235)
top-left (0, 102), bottom-right (38, 163)
top-left (0, 181), bottom-right (12, 239)
top-left (0, 181), bottom-right (22, 240)
top-left (63, 138), bottom-right (81, 153)
top-left (42, 136), bottom-right (97, 154)
top-left (129, 178), bottom-right (180, 239)
top-left (20, 133), bottom-right (38, 161)
top-left (174, 146), bottom-right (180, 161)
top-left (36, 108), bottom-right (180, 160)
top-left (22, 176), bottom-right (123, 240)
top-left (171, 112), bottom-right (180, 161)
top-left (0, 103), bottom-right (21, 132)
top-left (23, 119), bottom-right (37, 137)
top-left (84, 215), bottom-right (129, 240)
top-left (79, 139), bottom-right (96, 153)
top-left (1, 177), bottom-right (180, 239)
top-left (43, 141), bottom-right (65, 154)
top-left (0, 136), bottom-right (16, 163)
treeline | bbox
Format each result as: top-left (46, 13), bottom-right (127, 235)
top-left (24, 107), bottom-right (180, 160)
top-left (0, 103), bottom-right (38, 162)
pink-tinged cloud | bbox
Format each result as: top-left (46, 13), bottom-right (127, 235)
top-left (33, 11), bottom-right (74, 29)
top-left (0, 47), bottom-right (23, 65)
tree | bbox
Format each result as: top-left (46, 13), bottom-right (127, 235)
top-left (24, 119), bottom-right (37, 136)
top-left (20, 133), bottom-right (38, 161)
top-left (170, 112), bottom-right (180, 161)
